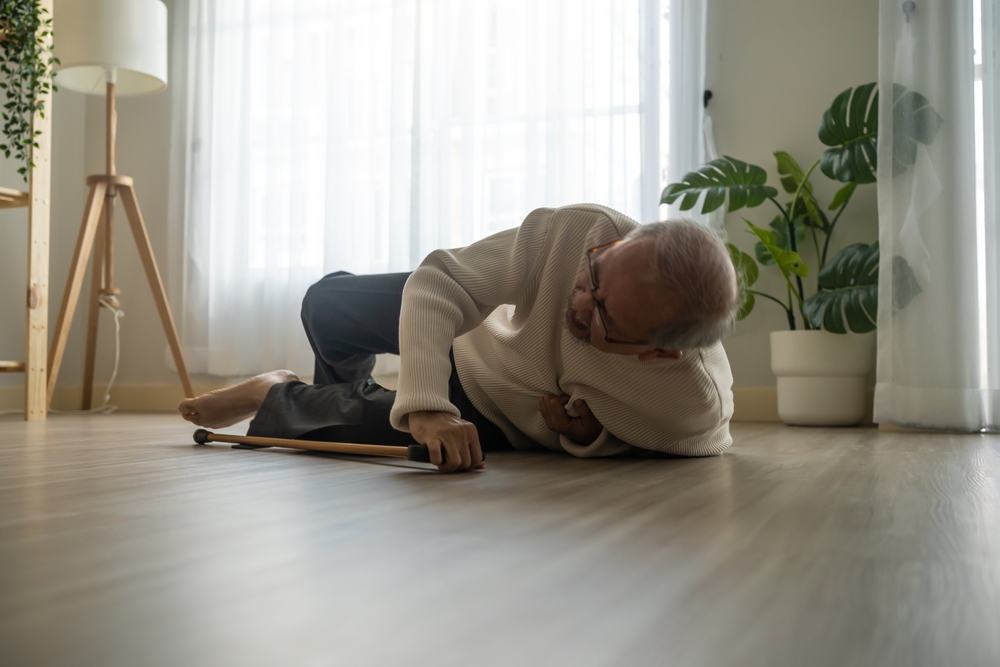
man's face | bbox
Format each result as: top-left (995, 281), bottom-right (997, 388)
top-left (564, 239), bottom-right (682, 359)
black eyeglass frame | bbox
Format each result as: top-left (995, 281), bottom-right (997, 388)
top-left (585, 241), bottom-right (652, 347)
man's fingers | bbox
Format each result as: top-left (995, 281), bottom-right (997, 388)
top-left (458, 434), bottom-right (472, 470)
top-left (574, 399), bottom-right (601, 428)
top-left (563, 421), bottom-right (586, 441)
top-left (439, 425), bottom-right (480, 472)
top-left (538, 396), bottom-right (555, 427)
top-left (427, 440), bottom-right (445, 467)
top-left (537, 395), bottom-right (604, 444)
top-left (426, 442), bottom-right (467, 470)
top-left (539, 395), bottom-right (561, 414)
top-left (539, 395), bottom-right (571, 432)
top-left (542, 410), bottom-right (569, 432)
top-left (439, 438), bottom-right (462, 472)
top-left (468, 426), bottom-right (484, 469)
top-left (454, 422), bottom-right (482, 471)
top-left (408, 411), bottom-right (485, 473)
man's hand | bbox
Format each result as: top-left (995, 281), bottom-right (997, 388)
top-left (538, 394), bottom-right (603, 445)
top-left (407, 411), bottom-right (484, 473)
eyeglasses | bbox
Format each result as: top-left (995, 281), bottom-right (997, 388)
top-left (585, 241), bottom-right (651, 347)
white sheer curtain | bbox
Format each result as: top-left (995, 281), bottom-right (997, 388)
top-left (169, 0), bottom-right (701, 378)
top-left (875, 0), bottom-right (1000, 430)
top-left (665, 0), bottom-right (706, 215)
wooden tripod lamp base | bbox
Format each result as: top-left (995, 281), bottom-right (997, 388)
top-left (46, 172), bottom-right (194, 409)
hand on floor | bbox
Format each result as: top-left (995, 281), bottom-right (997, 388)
top-left (407, 410), bottom-right (485, 473)
top-left (538, 394), bottom-right (603, 445)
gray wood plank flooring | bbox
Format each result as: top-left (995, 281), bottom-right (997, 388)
top-left (1, 414), bottom-right (999, 667)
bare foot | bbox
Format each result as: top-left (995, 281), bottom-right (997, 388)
top-left (177, 370), bottom-right (299, 428)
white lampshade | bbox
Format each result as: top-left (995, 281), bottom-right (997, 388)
top-left (53, 0), bottom-right (168, 96)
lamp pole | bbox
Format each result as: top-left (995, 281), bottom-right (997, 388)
top-left (102, 71), bottom-right (120, 306)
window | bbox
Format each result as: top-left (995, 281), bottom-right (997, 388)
top-left (173, 0), bottom-right (697, 376)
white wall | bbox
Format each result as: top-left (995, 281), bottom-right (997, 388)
top-left (708, 0), bottom-right (880, 387)
top-left (0, 0), bottom-right (880, 405)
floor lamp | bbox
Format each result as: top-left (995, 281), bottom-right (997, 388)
top-left (48, 0), bottom-right (193, 408)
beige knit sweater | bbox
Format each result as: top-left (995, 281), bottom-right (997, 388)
top-left (389, 204), bottom-right (734, 457)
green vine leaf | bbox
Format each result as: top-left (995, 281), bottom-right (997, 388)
top-left (0, 0), bottom-right (58, 182)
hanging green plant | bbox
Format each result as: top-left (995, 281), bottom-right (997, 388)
top-left (0, 0), bottom-right (57, 182)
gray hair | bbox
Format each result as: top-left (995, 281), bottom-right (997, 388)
top-left (625, 220), bottom-right (739, 350)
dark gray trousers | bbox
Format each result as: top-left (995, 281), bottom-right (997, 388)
top-left (247, 271), bottom-right (511, 450)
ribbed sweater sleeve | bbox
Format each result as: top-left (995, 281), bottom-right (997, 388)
top-left (389, 209), bottom-right (553, 431)
top-left (560, 429), bottom-right (636, 457)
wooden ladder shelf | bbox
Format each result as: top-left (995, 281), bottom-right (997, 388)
top-left (1, 0), bottom-right (53, 420)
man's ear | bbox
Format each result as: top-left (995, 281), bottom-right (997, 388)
top-left (637, 348), bottom-right (683, 361)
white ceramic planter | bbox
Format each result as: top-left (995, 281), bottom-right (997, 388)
top-left (770, 330), bottom-right (876, 426)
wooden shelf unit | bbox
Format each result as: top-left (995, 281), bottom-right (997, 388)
top-left (1, 0), bottom-right (53, 420)
top-left (0, 186), bottom-right (30, 209)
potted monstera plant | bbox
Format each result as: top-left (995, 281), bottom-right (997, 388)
top-left (662, 83), bottom-right (940, 426)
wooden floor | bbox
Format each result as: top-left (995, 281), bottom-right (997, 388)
top-left (1, 415), bottom-right (999, 667)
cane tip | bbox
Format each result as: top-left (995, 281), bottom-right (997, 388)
top-left (193, 429), bottom-right (210, 445)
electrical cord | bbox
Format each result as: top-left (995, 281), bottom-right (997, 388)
top-left (0, 296), bottom-right (124, 417)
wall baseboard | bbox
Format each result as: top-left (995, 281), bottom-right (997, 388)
top-left (732, 386), bottom-right (875, 425)
top-left (0, 382), bottom-right (232, 414)
top-left (1, 382), bottom-right (862, 425)
top-left (0, 374), bottom-right (399, 415)
top-left (731, 387), bottom-right (780, 422)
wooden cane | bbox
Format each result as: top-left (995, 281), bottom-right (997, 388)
top-left (193, 429), bottom-right (435, 463)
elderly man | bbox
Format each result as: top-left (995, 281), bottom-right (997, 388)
top-left (178, 204), bottom-right (738, 472)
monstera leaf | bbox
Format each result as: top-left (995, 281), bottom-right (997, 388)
top-left (802, 242), bottom-right (879, 333)
top-left (661, 156), bottom-right (779, 214)
top-left (727, 243), bottom-right (758, 320)
top-left (891, 254), bottom-right (922, 313)
top-left (819, 83), bottom-right (944, 184)
top-left (818, 83), bottom-right (879, 184)
top-left (890, 84), bottom-right (944, 175)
